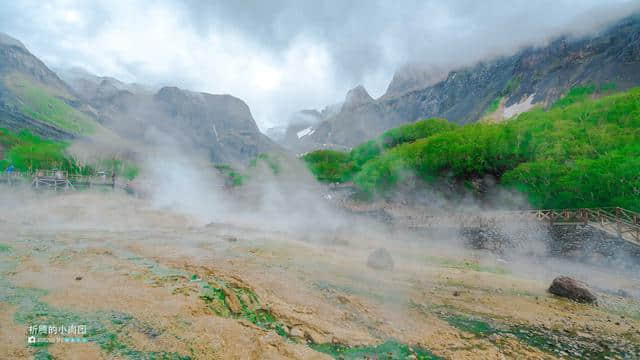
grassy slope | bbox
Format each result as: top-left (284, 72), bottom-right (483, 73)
top-left (302, 118), bottom-right (457, 183)
top-left (3, 72), bottom-right (97, 135)
top-left (303, 86), bottom-right (640, 211)
top-left (0, 73), bottom-right (140, 177)
top-left (0, 128), bottom-right (139, 178)
top-left (0, 128), bottom-right (82, 173)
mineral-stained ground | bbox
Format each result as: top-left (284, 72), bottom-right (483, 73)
top-left (0, 191), bottom-right (639, 359)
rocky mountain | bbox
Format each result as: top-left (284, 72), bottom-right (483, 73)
top-left (152, 87), bottom-right (277, 162)
top-left (56, 66), bottom-right (153, 101)
top-left (341, 85), bottom-right (373, 112)
top-left (0, 32), bottom-right (279, 163)
top-left (0, 33), bottom-right (79, 140)
top-left (382, 63), bottom-right (448, 99)
top-left (293, 13), bottom-right (640, 148)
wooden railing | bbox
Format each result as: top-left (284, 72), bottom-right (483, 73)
top-left (0, 170), bottom-right (117, 190)
top-left (531, 207), bottom-right (640, 245)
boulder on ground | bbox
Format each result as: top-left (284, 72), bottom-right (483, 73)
top-left (367, 248), bottom-right (394, 270)
top-left (548, 276), bottom-right (597, 303)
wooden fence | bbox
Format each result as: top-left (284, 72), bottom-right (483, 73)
top-left (0, 170), bottom-right (117, 191)
top-left (531, 207), bottom-right (640, 245)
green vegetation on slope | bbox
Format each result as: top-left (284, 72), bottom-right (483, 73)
top-left (0, 128), bottom-right (89, 174)
top-left (215, 152), bottom-right (282, 187)
top-left (484, 97), bottom-right (502, 116)
top-left (302, 118), bottom-right (457, 183)
top-left (301, 150), bottom-right (354, 183)
top-left (303, 86), bottom-right (640, 211)
top-left (3, 72), bottom-right (97, 135)
top-left (0, 128), bottom-right (139, 178)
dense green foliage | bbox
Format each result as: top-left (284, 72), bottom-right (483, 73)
top-left (303, 86), bottom-right (640, 211)
top-left (0, 128), bottom-right (90, 174)
top-left (302, 150), bottom-right (354, 183)
top-left (302, 118), bottom-right (457, 183)
top-left (351, 117), bottom-right (457, 167)
top-left (0, 128), bottom-right (139, 178)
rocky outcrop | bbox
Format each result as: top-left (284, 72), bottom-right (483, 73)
top-left (303, 13), bottom-right (640, 148)
top-left (341, 85), bottom-right (373, 112)
top-left (152, 86), bottom-right (278, 162)
top-left (0, 33), bottom-right (72, 94)
top-left (278, 108), bottom-right (350, 154)
top-left (383, 63), bottom-right (447, 98)
top-left (548, 276), bottom-right (597, 304)
top-left (0, 32), bottom-right (279, 163)
top-left (366, 248), bottom-right (394, 270)
top-left (0, 33), bottom-right (81, 137)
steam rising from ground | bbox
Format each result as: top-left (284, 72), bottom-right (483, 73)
top-left (2, 154), bottom-right (638, 301)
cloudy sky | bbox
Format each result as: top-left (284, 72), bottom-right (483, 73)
top-left (1, 0), bottom-right (638, 130)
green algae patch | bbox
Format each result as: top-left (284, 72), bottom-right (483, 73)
top-left (199, 280), bottom-right (282, 331)
top-left (411, 302), bottom-right (640, 359)
top-left (310, 340), bottom-right (441, 360)
top-left (0, 243), bottom-right (11, 253)
top-left (33, 349), bottom-right (53, 360)
top-left (0, 253), bottom-right (191, 359)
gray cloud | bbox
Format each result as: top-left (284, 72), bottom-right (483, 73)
top-left (1, 0), bottom-right (639, 130)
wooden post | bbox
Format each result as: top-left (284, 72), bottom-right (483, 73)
top-left (616, 207), bottom-right (622, 238)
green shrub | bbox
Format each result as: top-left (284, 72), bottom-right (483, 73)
top-left (306, 86), bottom-right (640, 210)
top-left (0, 128), bottom-right (138, 179)
top-left (302, 150), bottom-right (354, 183)
top-left (303, 118), bottom-right (458, 183)
top-left (350, 118), bottom-right (457, 167)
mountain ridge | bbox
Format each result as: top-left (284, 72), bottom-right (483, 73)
top-left (288, 13), bottom-right (640, 149)
top-left (0, 32), bottom-right (279, 163)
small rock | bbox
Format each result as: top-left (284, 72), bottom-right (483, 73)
top-left (223, 235), bottom-right (238, 242)
top-left (366, 248), bottom-right (394, 270)
top-left (453, 291), bottom-right (460, 297)
top-left (617, 289), bottom-right (630, 298)
top-left (577, 332), bottom-right (592, 339)
top-left (548, 276), bottom-right (597, 304)
top-left (75, 276), bottom-right (82, 281)
top-left (222, 287), bottom-right (242, 314)
top-left (290, 327), bottom-right (304, 338)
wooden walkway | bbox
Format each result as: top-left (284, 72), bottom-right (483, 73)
top-left (2, 170), bottom-right (639, 246)
top-left (531, 208), bottom-right (640, 246)
top-left (373, 206), bottom-right (640, 247)
top-left (1, 170), bottom-right (118, 191)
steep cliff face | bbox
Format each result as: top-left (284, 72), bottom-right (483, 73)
top-left (341, 85), bottom-right (373, 112)
top-left (153, 87), bottom-right (277, 162)
top-left (0, 34), bottom-right (72, 93)
top-left (0, 33), bottom-right (78, 140)
top-left (382, 63), bottom-right (448, 99)
top-left (302, 14), bottom-right (640, 148)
